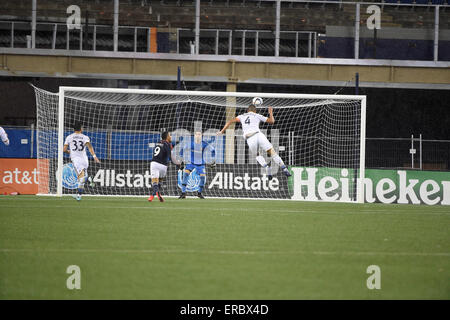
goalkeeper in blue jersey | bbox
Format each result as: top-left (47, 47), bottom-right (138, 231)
top-left (178, 131), bottom-right (215, 199)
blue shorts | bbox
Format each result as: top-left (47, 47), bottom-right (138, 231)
top-left (185, 164), bottom-right (206, 175)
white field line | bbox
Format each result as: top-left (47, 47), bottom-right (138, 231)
top-left (0, 247), bottom-right (448, 257)
top-left (2, 196), bottom-right (450, 211)
top-left (0, 204), bottom-right (449, 215)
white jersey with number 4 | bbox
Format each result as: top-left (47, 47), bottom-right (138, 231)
top-left (237, 112), bottom-right (268, 138)
top-left (64, 133), bottom-right (91, 174)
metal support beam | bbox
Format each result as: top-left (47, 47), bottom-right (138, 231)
top-left (434, 5), bottom-right (439, 62)
top-left (313, 32), bottom-right (317, 58)
top-left (355, 3), bottom-right (360, 60)
top-left (225, 82), bottom-right (236, 164)
top-left (134, 27), bottom-right (137, 53)
top-left (255, 31), bottom-right (259, 56)
top-left (93, 25), bottom-right (97, 51)
top-left (228, 30), bottom-right (232, 55)
top-left (52, 24), bottom-right (57, 50)
top-left (275, 0), bottom-right (280, 57)
top-left (11, 22), bottom-right (14, 48)
top-left (80, 26), bottom-right (83, 50)
top-left (242, 30), bottom-right (246, 56)
top-left (215, 30), bottom-right (219, 55)
top-left (66, 27), bottom-right (69, 50)
top-left (32, 0), bottom-right (37, 48)
top-left (113, 0), bottom-right (119, 52)
top-left (195, 0), bottom-right (200, 55)
top-left (308, 32), bottom-right (312, 58)
top-left (1, 50), bottom-right (449, 90)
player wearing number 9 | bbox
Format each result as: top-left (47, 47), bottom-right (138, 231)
top-left (148, 131), bottom-right (181, 202)
top-left (63, 121), bottom-right (101, 201)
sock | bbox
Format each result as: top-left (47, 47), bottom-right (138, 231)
top-left (198, 175), bottom-right (206, 193)
top-left (256, 155), bottom-right (268, 167)
top-left (152, 183), bottom-right (159, 195)
top-left (271, 154), bottom-right (286, 168)
top-left (181, 171), bottom-right (190, 193)
top-left (256, 155), bottom-right (271, 176)
top-left (77, 176), bottom-right (87, 195)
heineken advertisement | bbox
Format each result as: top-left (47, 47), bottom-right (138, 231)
top-left (290, 167), bottom-right (450, 205)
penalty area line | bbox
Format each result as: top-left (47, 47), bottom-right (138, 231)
top-left (0, 248), bottom-right (448, 257)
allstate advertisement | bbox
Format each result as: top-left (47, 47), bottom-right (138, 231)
top-left (59, 160), bottom-right (289, 198)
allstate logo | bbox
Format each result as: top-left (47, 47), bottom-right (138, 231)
top-left (61, 163), bottom-right (78, 189)
top-left (177, 168), bottom-right (200, 192)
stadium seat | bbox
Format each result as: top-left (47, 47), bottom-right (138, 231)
top-left (399, 0), bottom-right (413, 3)
top-left (414, 0), bottom-right (430, 4)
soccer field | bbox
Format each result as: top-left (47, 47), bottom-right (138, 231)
top-left (0, 196), bottom-right (448, 300)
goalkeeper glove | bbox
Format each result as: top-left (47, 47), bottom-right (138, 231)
top-left (176, 161), bottom-right (185, 171)
top-left (207, 161), bottom-right (216, 168)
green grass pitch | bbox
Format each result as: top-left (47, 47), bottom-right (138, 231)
top-left (0, 195), bottom-right (449, 299)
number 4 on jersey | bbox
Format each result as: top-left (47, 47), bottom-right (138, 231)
top-left (245, 117), bottom-right (250, 124)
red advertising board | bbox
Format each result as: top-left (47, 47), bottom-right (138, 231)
top-left (0, 159), bottom-right (49, 195)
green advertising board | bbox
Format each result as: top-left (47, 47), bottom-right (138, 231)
top-left (289, 167), bottom-right (450, 205)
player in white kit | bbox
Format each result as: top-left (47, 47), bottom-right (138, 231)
top-left (0, 126), bottom-right (10, 146)
top-left (63, 121), bottom-right (100, 200)
top-left (218, 104), bottom-right (291, 179)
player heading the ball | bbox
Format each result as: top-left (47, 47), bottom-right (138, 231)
top-left (218, 103), bottom-right (291, 179)
top-left (63, 121), bottom-right (100, 201)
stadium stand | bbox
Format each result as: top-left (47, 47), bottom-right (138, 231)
top-left (0, 0), bottom-right (448, 60)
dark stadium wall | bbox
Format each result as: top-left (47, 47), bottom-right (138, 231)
top-left (319, 37), bottom-right (450, 61)
top-left (0, 78), bottom-right (119, 126)
top-left (0, 77), bottom-right (449, 140)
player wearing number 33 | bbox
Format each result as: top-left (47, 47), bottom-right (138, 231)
top-left (218, 103), bottom-right (291, 179)
top-left (63, 121), bottom-right (101, 201)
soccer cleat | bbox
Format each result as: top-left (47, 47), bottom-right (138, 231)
top-left (197, 192), bottom-right (205, 199)
top-left (76, 195), bottom-right (81, 201)
top-left (148, 195), bottom-right (154, 202)
top-left (157, 192), bottom-right (164, 202)
top-left (178, 193), bottom-right (186, 199)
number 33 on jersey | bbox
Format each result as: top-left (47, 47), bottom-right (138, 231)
top-left (64, 133), bottom-right (91, 161)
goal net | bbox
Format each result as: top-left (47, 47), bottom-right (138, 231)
top-left (33, 86), bottom-right (366, 202)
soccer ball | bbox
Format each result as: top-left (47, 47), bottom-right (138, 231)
top-left (252, 97), bottom-right (263, 106)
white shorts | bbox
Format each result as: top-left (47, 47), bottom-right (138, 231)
top-left (72, 158), bottom-right (88, 176)
top-left (151, 161), bottom-right (167, 179)
top-left (246, 131), bottom-right (273, 155)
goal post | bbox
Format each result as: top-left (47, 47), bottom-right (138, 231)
top-left (34, 86), bottom-right (366, 203)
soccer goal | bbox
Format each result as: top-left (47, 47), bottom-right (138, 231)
top-left (33, 86), bottom-right (366, 203)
